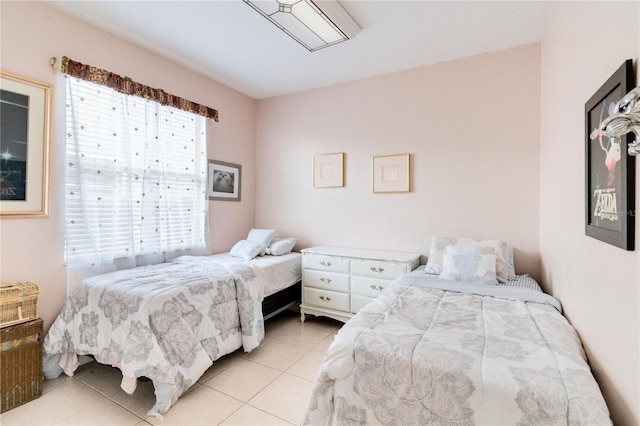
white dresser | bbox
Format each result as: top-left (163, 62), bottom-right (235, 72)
top-left (300, 246), bottom-right (421, 323)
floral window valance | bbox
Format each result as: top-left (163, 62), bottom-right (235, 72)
top-left (58, 56), bottom-right (219, 122)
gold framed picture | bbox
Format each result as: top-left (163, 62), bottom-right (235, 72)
top-left (0, 71), bottom-right (52, 218)
top-left (313, 152), bottom-right (344, 188)
top-left (372, 153), bottom-right (410, 193)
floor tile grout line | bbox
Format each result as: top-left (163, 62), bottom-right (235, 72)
top-left (199, 367), bottom-right (285, 403)
top-left (48, 379), bottom-right (118, 425)
top-left (73, 374), bottom-right (128, 402)
top-left (214, 397), bottom-right (294, 426)
top-left (76, 375), bottom-right (150, 423)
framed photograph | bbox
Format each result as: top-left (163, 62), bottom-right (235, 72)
top-left (313, 152), bottom-right (344, 188)
top-left (585, 59), bottom-right (635, 250)
top-left (208, 159), bottom-right (241, 201)
top-left (0, 71), bottom-right (52, 218)
top-left (372, 153), bottom-right (410, 193)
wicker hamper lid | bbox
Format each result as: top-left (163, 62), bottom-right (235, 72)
top-left (0, 282), bottom-right (39, 298)
top-left (0, 282), bottom-right (39, 328)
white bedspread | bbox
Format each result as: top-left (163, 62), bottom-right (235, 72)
top-left (44, 257), bottom-right (264, 416)
top-left (304, 275), bottom-right (611, 425)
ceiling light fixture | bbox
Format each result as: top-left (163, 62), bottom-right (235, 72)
top-left (243, 0), bottom-right (361, 52)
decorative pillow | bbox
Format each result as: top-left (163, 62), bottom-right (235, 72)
top-left (425, 236), bottom-right (510, 283)
top-left (247, 228), bottom-right (276, 256)
top-left (439, 245), bottom-right (498, 284)
top-left (265, 238), bottom-right (297, 256)
top-left (229, 239), bottom-right (265, 260)
top-left (424, 236), bottom-right (457, 274)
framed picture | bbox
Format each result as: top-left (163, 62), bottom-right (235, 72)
top-left (585, 59), bottom-right (635, 250)
top-left (313, 152), bottom-right (344, 188)
top-left (208, 159), bottom-right (241, 201)
top-left (0, 71), bottom-right (52, 218)
top-left (372, 153), bottom-right (410, 193)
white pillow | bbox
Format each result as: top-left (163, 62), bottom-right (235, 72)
top-left (425, 236), bottom-right (510, 283)
top-left (439, 245), bottom-right (498, 284)
top-left (265, 238), bottom-right (297, 256)
top-left (247, 228), bottom-right (276, 256)
top-left (229, 239), bottom-right (265, 260)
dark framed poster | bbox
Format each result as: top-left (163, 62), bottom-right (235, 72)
top-left (585, 59), bottom-right (635, 250)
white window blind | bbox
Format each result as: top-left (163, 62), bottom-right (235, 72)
top-left (65, 76), bottom-right (208, 287)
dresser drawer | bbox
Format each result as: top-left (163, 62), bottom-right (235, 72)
top-left (351, 275), bottom-right (392, 298)
top-left (351, 294), bottom-right (374, 314)
top-left (351, 259), bottom-right (408, 279)
top-left (302, 254), bottom-right (350, 273)
top-left (304, 287), bottom-right (350, 312)
top-left (303, 269), bottom-right (349, 292)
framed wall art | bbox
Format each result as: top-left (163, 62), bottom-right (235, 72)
top-left (372, 153), bottom-right (410, 193)
top-left (585, 59), bottom-right (635, 250)
top-left (0, 71), bottom-right (52, 218)
top-left (208, 159), bottom-right (241, 201)
top-left (313, 152), bottom-right (344, 188)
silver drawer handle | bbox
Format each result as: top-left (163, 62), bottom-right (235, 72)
top-left (320, 277), bottom-right (332, 284)
top-left (370, 267), bottom-right (385, 273)
top-left (320, 261), bottom-right (333, 267)
top-left (319, 295), bottom-right (332, 302)
top-left (370, 284), bottom-right (384, 291)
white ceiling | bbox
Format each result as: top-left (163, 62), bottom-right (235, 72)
top-left (46, 0), bottom-right (552, 100)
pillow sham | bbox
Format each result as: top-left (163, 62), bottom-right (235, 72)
top-left (425, 236), bottom-right (510, 283)
top-left (247, 228), bottom-right (276, 256)
top-left (424, 236), bottom-right (457, 274)
top-left (439, 245), bottom-right (498, 284)
top-left (504, 245), bottom-right (516, 280)
top-left (229, 239), bottom-right (265, 260)
top-left (265, 238), bottom-right (297, 256)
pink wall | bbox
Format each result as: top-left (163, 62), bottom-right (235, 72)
top-left (539, 2), bottom-right (639, 424)
top-left (255, 44), bottom-right (542, 277)
top-left (0, 1), bottom-right (257, 330)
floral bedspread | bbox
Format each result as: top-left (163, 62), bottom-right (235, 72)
top-left (43, 256), bottom-right (264, 416)
top-left (304, 275), bottom-right (611, 425)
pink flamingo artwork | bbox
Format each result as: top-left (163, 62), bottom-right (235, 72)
top-left (590, 101), bottom-right (620, 186)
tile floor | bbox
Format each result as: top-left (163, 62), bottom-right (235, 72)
top-left (0, 310), bottom-right (343, 426)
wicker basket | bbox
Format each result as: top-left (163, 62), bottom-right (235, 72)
top-left (0, 282), bottom-right (39, 328)
top-left (0, 318), bottom-right (43, 413)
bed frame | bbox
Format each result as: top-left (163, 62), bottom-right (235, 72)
top-left (262, 281), bottom-right (301, 320)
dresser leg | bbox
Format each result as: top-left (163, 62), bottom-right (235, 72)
top-left (300, 311), bottom-right (306, 323)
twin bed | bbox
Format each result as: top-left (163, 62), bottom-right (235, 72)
top-left (43, 251), bottom-right (301, 416)
top-left (303, 238), bottom-right (612, 425)
top-left (44, 236), bottom-right (611, 424)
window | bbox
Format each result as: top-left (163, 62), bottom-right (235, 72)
top-left (65, 76), bottom-right (208, 285)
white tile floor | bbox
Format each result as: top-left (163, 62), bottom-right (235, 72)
top-left (0, 310), bottom-right (343, 426)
